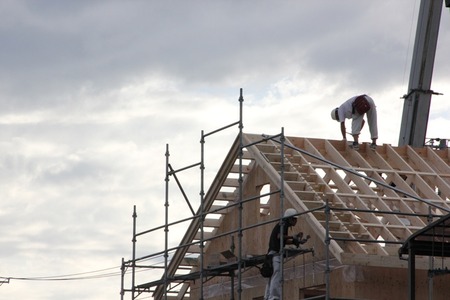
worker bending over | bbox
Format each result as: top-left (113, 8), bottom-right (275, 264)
top-left (331, 94), bottom-right (378, 150)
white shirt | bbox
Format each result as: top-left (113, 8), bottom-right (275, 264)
top-left (337, 95), bottom-right (358, 122)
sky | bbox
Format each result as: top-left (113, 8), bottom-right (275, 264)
top-left (0, 1), bottom-right (449, 299)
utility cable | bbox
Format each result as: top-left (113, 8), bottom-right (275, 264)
top-left (1, 250), bottom-right (172, 284)
top-left (0, 263), bottom-right (155, 283)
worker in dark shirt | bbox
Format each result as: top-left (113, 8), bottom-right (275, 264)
top-left (264, 208), bottom-right (304, 300)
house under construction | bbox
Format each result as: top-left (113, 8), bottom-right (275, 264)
top-left (119, 88), bottom-right (450, 300)
top-left (121, 1), bottom-right (450, 299)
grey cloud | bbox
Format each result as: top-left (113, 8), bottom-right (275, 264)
top-left (2, 1), bottom-right (403, 110)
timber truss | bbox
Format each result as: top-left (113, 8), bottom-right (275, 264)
top-left (121, 130), bottom-right (450, 299)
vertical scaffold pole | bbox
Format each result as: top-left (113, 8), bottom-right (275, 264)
top-left (408, 245), bottom-right (416, 300)
top-left (120, 257), bottom-right (125, 300)
top-left (427, 207), bottom-right (433, 300)
top-left (279, 128), bottom-right (285, 300)
top-left (325, 199), bottom-right (331, 300)
top-left (164, 144), bottom-right (170, 300)
top-left (200, 130), bottom-right (206, 300)
top-left (132, 205), bottom-right (137, 300)
top-left (237, 88), bottom-right (244, 300)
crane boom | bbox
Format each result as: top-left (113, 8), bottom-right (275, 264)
top-left (398, 0), bottom-right (444, 147)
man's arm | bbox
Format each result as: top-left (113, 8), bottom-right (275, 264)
top-left (277, 233), bottom-right (298, 245)
top-left (277, 233), bottom-right (295, 244)
top-left (340, 122), bottom-right (346, 140)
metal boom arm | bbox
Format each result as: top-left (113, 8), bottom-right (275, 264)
top-left (398, 0), bottom-right (443, 147)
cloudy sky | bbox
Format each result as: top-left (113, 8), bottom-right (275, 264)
top-left (1, 1), bottom-right (449, 299)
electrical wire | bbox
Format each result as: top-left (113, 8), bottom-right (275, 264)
top-left (0, 262), bottom-right (158, 283)
top-left (1, 266), bottom-right (120, 282)
top-left (0, 249), bottom-right (174, 284)
top-left (5, 272), bottom-right (119, 281)
top-left (1, 241), bottom-right (181, 286)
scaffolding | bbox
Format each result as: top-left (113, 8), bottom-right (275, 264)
top-left (120, 89), bottom-right (450, 300)
top-left (120, 88), bottom-right (255, 300)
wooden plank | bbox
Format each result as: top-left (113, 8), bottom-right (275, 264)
top-left (424, 148), bottom-right (450, 200)
top-left (230, 164), bottom-right (251, 174)
top-left (203, 218), bottom-right (221, 228)
top-left (215, 191), bottom-right (236, 201)
top-left (223, 178), bottom-right (239, 187)
top-left (340, 252), bottom-right (428, 269)
top-left (187, 244), bottom-right (201, 253)
top-left (385, 144), bottom-right (415, 172)
top-left (287, 181), bottom-right (307, 191)
top-left (406, 146), bottom-right (435, 173)
top-left (413, 175), bottom-right (446, 202)
top-left (255, 143), bottom-right (277, 153)
top-left (194, 231), bottom-right (214, 240)
top-left (180, 257), bottom-right (198, 267)
top-left (209, 205), bottom-right (233, 214)
top-left (426, 147), bottom-right (450, 173)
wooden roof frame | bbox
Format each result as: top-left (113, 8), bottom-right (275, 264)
top-left (146, 133), bottom-right (450, 299)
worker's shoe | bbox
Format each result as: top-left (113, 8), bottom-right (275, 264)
top-left (370, 143), bottom-right (377, 150)
top-left (350, 142), bottom-right (359, 150)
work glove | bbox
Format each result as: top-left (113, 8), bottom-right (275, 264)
top-left (300, 235), bottom-right (311, 244)
top-left (292, 233), bottom-right (303, 247)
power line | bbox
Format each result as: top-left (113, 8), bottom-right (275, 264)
top-left (5, 272), bottom-right (119, 281)
top-left (1, 252), bottom-right (170, 287)
top-left (0, 263), bottom-right (156, 283)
